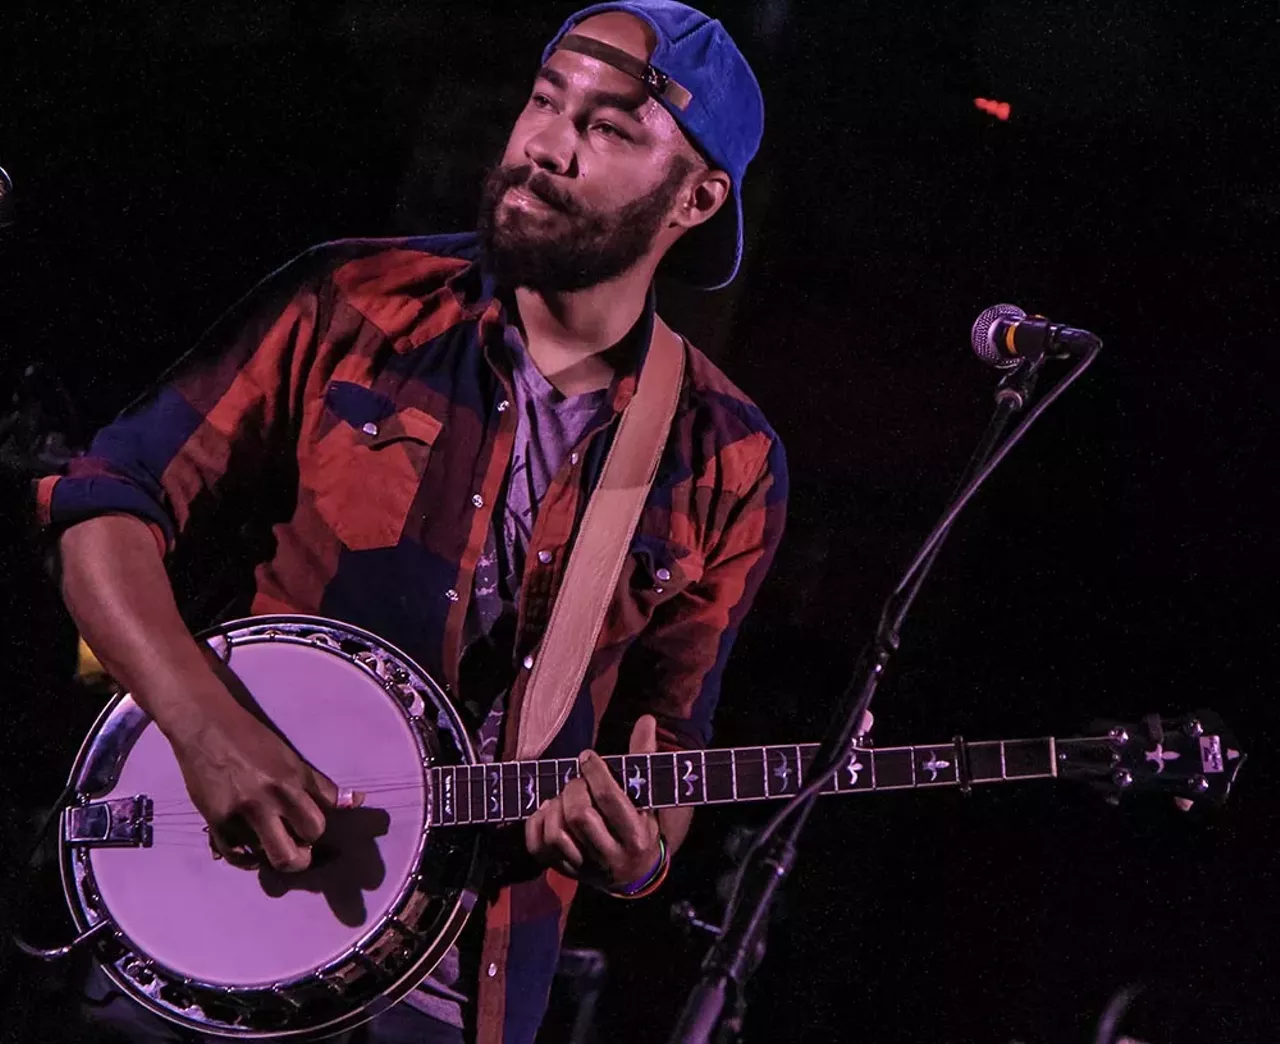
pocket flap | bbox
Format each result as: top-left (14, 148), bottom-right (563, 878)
top-left (368, 406), bottom-right (442, 447)
top-left (324, 381), bottom-right (443, 447)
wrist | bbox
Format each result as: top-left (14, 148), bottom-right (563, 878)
top-left (604, 834), bottom-right (669, 899)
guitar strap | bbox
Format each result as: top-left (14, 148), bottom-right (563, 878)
top-left (513, 315), bottom-right (686, 760)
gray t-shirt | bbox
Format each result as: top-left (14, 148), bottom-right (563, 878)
top-left (407, 335), bottom-right (606, 1026)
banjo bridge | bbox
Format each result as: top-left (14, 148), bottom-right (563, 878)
top-left (66, 795), bottom-right (154, 848)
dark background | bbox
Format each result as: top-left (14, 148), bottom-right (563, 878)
top-left (1, 2), bottom-right (1275, 1042)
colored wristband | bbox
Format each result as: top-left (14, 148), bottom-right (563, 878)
top-left (606, 835), bottom-right (669, 899)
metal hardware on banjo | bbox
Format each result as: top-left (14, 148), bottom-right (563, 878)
top-left (19, 615), bottom-right (1246, 1040)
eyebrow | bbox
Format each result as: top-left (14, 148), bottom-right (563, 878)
top-left (534, 65), bottom-right (649, 119)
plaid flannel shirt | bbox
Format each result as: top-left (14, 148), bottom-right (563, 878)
top-left (35, 234), bottom-right (788, 1043)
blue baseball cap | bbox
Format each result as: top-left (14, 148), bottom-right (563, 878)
top-left (540, 1), bottom-right (765, 290)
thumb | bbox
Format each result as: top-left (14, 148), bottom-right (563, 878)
top-left (630, 714), bottom-right (659, 755)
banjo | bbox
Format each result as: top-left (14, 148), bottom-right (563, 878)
top-left (20, 614), bottom-right (1245, 1040)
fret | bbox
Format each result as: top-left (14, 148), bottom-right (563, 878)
top-left (440, 767), bottom-right (456, 825)
top-left (871, 747), bottom-right (916, 790)
top-left (1002, 739), bottom-right (1055, 779)
top-left (966, 741), bottom-right (1005, 784)
top-left (453, 766), bottom-right (469, 824)
top-left (622, 754), bottom-right (652, 809)
top-left (428, 767), bottom-right (441, 824)
top-left (704, 749), bottom-right (736, 803)
top-left (469, 765), bottom-right (486, 823)
top-left (765, 745), bottom-right (800, 797)
top-left (734, 747), bottom-right (766, 800)
top-left (487, 765), bottom-right (503, 822)
top-left (651, 751), bottom-right (677, 807)
top-left (537, 760), bottom-right (558, 806)
top-left (502, 763), bottom-right (521, 822)
top-left (807, 745), bottom-right (839, 795)
top-left (601, 755), bottom-right (625, 792)
top-left (674, 750), bottom-right (706, 804)
top-left (1001, 741), bottom-right (1007, 779)
top-left (915, 745), bottom-right (959, 787)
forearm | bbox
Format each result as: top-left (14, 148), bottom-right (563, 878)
top-left (56, 514), bottom-right (237, 744)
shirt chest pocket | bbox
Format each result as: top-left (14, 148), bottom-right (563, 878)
top-left (306, 382), bottom-right (443, 551)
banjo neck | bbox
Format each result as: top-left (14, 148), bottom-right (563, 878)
top-left (427, 736), bottom-right (1071, 827)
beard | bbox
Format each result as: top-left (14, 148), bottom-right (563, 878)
top-left (478, 157), bottom-right (691, 293)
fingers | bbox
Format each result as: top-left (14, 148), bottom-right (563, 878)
top-left (561, 776), bottom-right (625, 868)
top-left (307, 766), bottom-right (340, 808)
top-left (630, 714), bottom-right (658, 755)
top-left (244, 806), bottom-right (313, 873)
top-left (578, 751), bottom-right (646, 848)
top-left (526, 796), bottom-right (585, 875)
top-left (278, 788), bottom-right (328, 846)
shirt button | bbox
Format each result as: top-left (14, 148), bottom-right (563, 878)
top-left (361, 422), bottom-right (379, 436)
top-left (656, 567), bottom-right (672, 583)
top-left (487, 963), bottom-right (498, 978)
top-left (569, 452), bottom-right (579, 465)
top-left (537, 550), bottom-right (553, 565)
top-left (522, 654), bottom-right (534, 670)
top-left (471, 494), bottom-right (484, 508)
top-left (445, 589), bottom-right (459, 603)
top-left (497, 400), bottom-right (510, 413)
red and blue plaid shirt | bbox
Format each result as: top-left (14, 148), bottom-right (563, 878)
top-left (35, 234), bottom-right (788, 1043)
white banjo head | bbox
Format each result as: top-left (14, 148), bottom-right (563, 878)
top-left (60, 616), bottom-right (481, 1039)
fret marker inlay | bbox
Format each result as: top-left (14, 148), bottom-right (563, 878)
top-left (773, 750), bottom-right (791, 790)
top-left (923, 750), bottom-right (951, 783)
top-left (847, 753), bottom-right (865, 787)
top-left (627, 764), bottom-right (647, 801)
top-left (681, 758), bottom-right (699, 796)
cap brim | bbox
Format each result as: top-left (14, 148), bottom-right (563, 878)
top-left (662, 178), bottom-right (744, 291)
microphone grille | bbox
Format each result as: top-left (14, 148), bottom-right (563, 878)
top-left (971, 303), bottom-right (1026, 368)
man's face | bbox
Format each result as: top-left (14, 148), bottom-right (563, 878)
top-left (479, 15), bottom-right (698, 293)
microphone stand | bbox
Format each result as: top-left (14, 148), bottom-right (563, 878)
top-left (667, 342), bottom-right (1065, 1044)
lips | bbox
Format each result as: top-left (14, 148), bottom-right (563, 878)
top-left (505, 185), bottom-right (558, 212)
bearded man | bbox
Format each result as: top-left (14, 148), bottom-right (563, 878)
top-left (39, 3), bottom-right (786, 1041)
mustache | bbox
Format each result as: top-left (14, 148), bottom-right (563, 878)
top-left (491, 164), bottom-right (579, 215)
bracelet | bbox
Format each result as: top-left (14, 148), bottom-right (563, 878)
top-left (606, 834), bottom-right (669, 899)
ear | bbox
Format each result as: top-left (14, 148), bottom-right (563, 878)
top-left (673, 168), bottom-right (731, 232)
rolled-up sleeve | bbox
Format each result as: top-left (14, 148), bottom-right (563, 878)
top-left (34, 249), bottom-right (327, 557)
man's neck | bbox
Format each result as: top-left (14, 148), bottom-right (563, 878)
top-left (514, 271), bottom-right (652, 398)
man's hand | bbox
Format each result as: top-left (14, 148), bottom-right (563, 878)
top-left (525, 715), bottom-right (663, 888)
top-left (169, 696), bottom-right (340, 873)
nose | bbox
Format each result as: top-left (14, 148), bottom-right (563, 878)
top-left (524, 115), bottom-right (577, 177)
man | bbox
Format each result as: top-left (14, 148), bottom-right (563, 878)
top-left (37, 2), bottom-right (786, 1041)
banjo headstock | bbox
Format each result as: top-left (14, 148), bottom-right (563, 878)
top-left (1059, 709), bottom-right (1245, 806)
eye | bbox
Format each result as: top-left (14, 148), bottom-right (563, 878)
top-left (593, 122), bottom-right (629, 141)
top-left (529, 93), bottom-right (555, 111)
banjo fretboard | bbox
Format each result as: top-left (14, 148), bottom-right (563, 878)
top-left (426, 737), bottom-right (1063, 827)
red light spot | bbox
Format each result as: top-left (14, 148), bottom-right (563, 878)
top-left (974, 97), bottom-right (1011, 121)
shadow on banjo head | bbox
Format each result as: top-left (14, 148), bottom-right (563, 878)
top-left (257, 806), bottom-right (392, 927)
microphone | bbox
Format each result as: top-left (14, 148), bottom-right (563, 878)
top-left (971, 303), bottom-right (1101, 370)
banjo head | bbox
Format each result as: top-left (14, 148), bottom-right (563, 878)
top-left (60, 615), bottom-right (483, 1039)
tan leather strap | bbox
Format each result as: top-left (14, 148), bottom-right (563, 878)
top-left (514, 316), bottom-right (686, 760)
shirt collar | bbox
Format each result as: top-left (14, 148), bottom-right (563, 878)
top-left (453, 246), bottom-right (658, 417)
